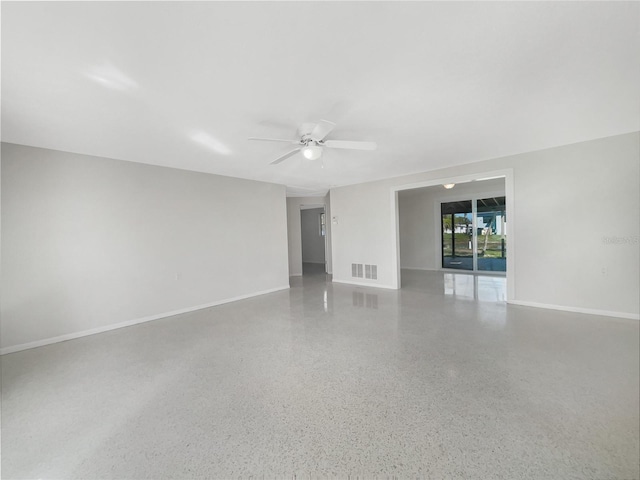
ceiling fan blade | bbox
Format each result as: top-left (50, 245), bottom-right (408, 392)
top-left (310, 120), bottom-right (336, 141)
top-left (249, 137), bottom-right (299, 144)
top-left (270, 148), bottom-right (300, 165)
top-left (323, 140), bottom-right (377, 151)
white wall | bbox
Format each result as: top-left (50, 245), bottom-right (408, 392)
top-left (301, 207), bottom-right (326, 264)
top-left (286, 196), bottom-right (331, 276)
top-left (398, 179), bottom-right (505, 270)
top-left (331, 132), bottom-right (640, 318)
top-left (324, 191), bottom-right (333, 274)
top-left (1, 143), bottom-right (290, 352)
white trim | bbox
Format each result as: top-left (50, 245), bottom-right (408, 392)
top-left (331, 278), bottom-right (397, 290)
top-left (391, 189), bottom-right (401, 289)
top-left (508, 300), bottom-right (640, 321)
top-left (0, 285), bottom-right (291, 355)
top-left (505, 171), bottom-right (515, 302)
top-left (400, 267), bottom-right (439, 272)
top-left (299, 203), bottom-right (329, 274)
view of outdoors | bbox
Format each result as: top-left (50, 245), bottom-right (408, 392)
top-left (441, 200), bottom-right (473, 270)
top-left (441, 197), bottom-right (506, 272)
top-left (476, 197), bottom-right (506, 271)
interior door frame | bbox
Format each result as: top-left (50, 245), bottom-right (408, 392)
top-left (390, 168), bottom-right (515, 302)
top-left (299, 203), bottom-right (328, 273)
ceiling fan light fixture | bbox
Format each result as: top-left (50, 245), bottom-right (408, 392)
top-left (250, 120), bottom-right (375, 165)
top-left (302, 145), bottom-right (322, 161)
top-left (443, 183), bottom-right (455, 189)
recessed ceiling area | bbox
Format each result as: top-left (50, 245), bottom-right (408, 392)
top-left (1, 2), bottom-right (638, 196)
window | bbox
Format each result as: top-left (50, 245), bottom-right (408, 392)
top-left (476, 197), bottom-right (506, 272)
top-left (441, 197), bottom-right (506, 272)
top-left (320, 213), bottom-right (326, 236)
top-left (441, 200), bottom-right (473, 270)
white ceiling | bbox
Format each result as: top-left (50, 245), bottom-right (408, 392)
top-left (2, 2), bottom-right (639, 196)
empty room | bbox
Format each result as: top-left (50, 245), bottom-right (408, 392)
top-left (1, 2), bottom-right (639, 479)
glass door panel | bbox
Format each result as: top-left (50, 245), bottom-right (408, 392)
top-left (475, 196), bottom-right (506, 272)
top-left (441, 200), bottom-right (473, 270)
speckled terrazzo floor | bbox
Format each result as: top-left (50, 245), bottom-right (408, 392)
top-left (1, 269), bottom-right (639, 479)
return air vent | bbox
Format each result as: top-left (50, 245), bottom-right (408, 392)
top-left (365, 264), bottom-right (378, 280)
top-left (352, 263), bottom-right (364, 278)
top-left (353, 264), bottom-right (376, 279)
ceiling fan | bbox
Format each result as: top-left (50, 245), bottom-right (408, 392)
top-left (249, 120), bottom-right (377, 165)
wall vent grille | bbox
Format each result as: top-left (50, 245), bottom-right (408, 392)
top-left (353, 264), bottom-right (375, 279)
top-left (365, 264), bottom-right (378, 280)
top-left (352, 263), bottom-right (364, 278)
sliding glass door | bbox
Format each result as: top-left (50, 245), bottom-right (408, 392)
top-left (476, 197), bottom-right (506, 272)
top-left (441, 196), bottom-right (506, 273)
top-left (441, 200), bottom-right (473, 270)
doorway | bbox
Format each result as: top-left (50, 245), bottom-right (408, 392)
top-left (300, 206), bottom-right (327, 275)
top-left (395, 173), bottom-right (513, 298)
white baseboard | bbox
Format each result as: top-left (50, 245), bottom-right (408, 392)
top-left (508, 300), bottom-right (640, 320)
top-left (332, 278), bottom-right (397, 290)
top-left (0, 285), bottom-right (291, 355)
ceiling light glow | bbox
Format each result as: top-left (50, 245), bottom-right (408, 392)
top-left (443, 183), bottom-right (455, 189)
top-left (301, 145), bottom-right (322, 161)
top-left (84, 62), bottom-right (138, 91)
top-left (191, 131), bottom-right (232, 155)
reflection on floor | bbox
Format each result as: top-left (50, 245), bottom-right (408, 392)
top-left (2, 269), bottom-right (638, 479)
top-left (401, 269), bottom-right (506, 302)
top-left (444, 273), bottom-right (506, 301)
